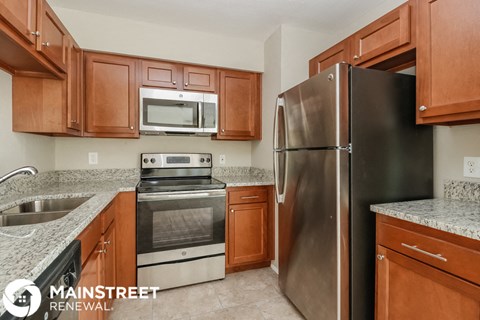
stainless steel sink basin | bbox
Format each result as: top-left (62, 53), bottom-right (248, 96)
top-left (0, 197), bottom-right (91, 227)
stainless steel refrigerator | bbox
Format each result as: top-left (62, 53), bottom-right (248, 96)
top-left (273, 63), bottom-right (433, 320)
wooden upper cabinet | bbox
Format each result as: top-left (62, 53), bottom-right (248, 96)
top-left (84, 52), bottom-right (139, 138)
top-left (309, 39), bottom-right (351, 77)
top-left (0, 0), bottom-right (37, 44)
top-left (183, 65), bottom-right (216, 92)
top-left (12, 36), bottom-right (82, 136)
top-left (141, 61), bottom-right (216, 92)
top-left (416, 0), bottom-right (480, 125)
top-left (66, 36), bottom-right (82, 132)
top-left (36, 0), bottom-right (68, 72)
top-left (217, 70), bottom-right (261, 140)
top-left (141, 60), bottom-right (179, 89)
top-left (309, 1), bottom-right (416, 77)
top-left (351, 2), bottom-right (414, 67)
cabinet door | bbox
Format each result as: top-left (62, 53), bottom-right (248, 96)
top-left (66, 36), bottom-right (82, 133)
top-left (416, 0), bottom-right (480, 124)
top-left (351, 2), bottom-right (412, 66)
top-left (78, 243), bottom-right (104, 320)
top-left (85, 52), bottom-right (138, 137)
top-left (141, 60), bottom-right (179, 89)
top-left (115, 192), bottom-right (136, 288)
top-left (183, 66), bottom-right (216, 92)
top-left (376, 245), bottom-right (480, 320)
top-left (0, 0), bottom-right (37, 44)
top-left (103, 223), bottom-right (116, 309)
top-left (228, 202), bottom-right (268, 265)
top-left (217, 70), bottom-right (261, 140)
top-left (36, 0), bottom-right (67, 72)
top-left (309, 39), bottom-right (351, 77)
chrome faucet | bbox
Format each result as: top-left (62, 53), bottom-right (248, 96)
top-left (0, 166), bottom-right (38, 184)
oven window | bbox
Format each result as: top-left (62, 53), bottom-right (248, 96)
top-left (152, 208), bottom-right (213, 249)
top-left (144, 98), bottom-right (199, 128)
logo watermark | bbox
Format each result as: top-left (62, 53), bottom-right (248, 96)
top-left (3, 279), bottom-right (159, 316)
top-left (2, 279), bottom-right (41, 317)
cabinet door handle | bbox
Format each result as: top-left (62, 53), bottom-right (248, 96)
top-left (42, 41), bottom-right (50, 47)
top-left (401, 243), bottom-right (447, 262)
top-left (31, 31), bottom-right (40, 37)
top-left (240, 196), bottom-right (259, 200)
top-left (377, 254), bottom-right (385, 261)
top-left (172, 81), bottom-right (177, 85)
top-left (104, 240), bottom-right (111, 245)
top-left (185, 83), bottom-right (189, 86)
top-left (353, 55), bottom-right (360, 61)
top-left (419, 105), bottom-right (427, 112)
top-left (130, 126), bottom-right (134, 130)
top-left (230, 209), bottom-right (234, 213)
top-left (97, 249), bottom-right (107, 254)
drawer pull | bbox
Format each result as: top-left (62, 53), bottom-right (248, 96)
top-left (240, 196), bottom-right (259, 200)
top-left (401, 243), bottom-right (447, 262)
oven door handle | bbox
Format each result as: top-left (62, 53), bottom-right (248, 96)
top-left (138, 190), bottom-right (226, 201)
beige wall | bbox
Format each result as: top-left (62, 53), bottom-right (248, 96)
top-left (0, 70), bottom-right (56, 174)
top-left (53, 7), bottom-right (263, 72)
top-left (50, 7), bottom-right (265, 170)
top-left (434, 125), bottom-right (480, 197)
top-left (55, 136), bottom-right (252, 169)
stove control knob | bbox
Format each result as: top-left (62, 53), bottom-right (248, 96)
top-left (200, 158), bottom-right (205, 163)
top-left (206, 158), bottom-right (211, 163)
top-left (150, 158), bottom-right (156, 164)
top-left (143, 158), bottom-right (149, 164)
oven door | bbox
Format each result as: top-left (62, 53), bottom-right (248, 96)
top-left (137, 189), bottom-right (225, 256)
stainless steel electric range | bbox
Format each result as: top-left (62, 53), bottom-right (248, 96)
top-left (136, 153), bottom-right (226, 290)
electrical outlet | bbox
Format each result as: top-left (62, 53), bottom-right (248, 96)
top-left (219, 154), bottom-right (226, 165)
top-left (463, 157), bottom-right (480, 178)
top-left (88, 152), bottom-right (98, 165)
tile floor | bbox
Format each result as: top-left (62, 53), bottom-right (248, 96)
top-left (108, 267), bottom-right (305, 320)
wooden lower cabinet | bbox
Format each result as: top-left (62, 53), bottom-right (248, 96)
top-left (114, 191), bottom-right (136, 288)
top-left (78, 242), bottom-right (104, 320)
top-left (226, 186), bottom-right (274, 273)
top-left (376, 215), bottom-right (480, 319)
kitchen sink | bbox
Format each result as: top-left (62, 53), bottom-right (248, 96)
top-left (0, 197), bottom-right (91, 227)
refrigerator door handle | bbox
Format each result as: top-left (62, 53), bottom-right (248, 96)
top-left (273, 96), bottom-right (285, 151)
top-left (274, 96), bottom-right (286, 204)
top-left (274, 150), bottom-right (286, 204)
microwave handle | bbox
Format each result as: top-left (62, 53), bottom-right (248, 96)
top-left (198, 102), bottom-right (204, 129)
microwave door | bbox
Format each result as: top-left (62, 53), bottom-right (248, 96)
top-left (202, 93), bottom-right (218, 133)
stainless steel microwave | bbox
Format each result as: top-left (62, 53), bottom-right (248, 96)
top-left (139, 87), bottom-right (218, 136)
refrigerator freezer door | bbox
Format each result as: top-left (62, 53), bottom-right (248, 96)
top-left (279, 149), bottom-right (349, 320)
top-left (278, 63), bottom-right (349, 150)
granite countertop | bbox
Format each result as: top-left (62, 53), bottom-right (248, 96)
top-left (371, 198), bottom-right (480, 241)
top-left (213, 167), bottom-right (274, 187)
top-left (0, 170), bottom-right (139, 315)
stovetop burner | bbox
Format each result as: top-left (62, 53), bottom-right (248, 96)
top-left (137, 153), bottom-right (226, 193)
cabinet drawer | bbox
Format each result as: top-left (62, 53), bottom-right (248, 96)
top-left (77, 215), bottom-right (101, 266)
top-left (377, 220), bottom-right (480, 285)
top-left (101, 201), bottom-right (115, 234)
top-left (228, 188), bottom-right (267, 204)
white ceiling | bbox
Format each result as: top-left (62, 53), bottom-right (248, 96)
top-left (49, 0), bottom-right (397, 41)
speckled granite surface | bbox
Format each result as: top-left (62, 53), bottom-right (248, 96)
top-left (371, 199), bottom-right (480, 240)
top-left (444, 179), bottom-right (480, 202)
top-left (0, 170), bottom-right (139, 315)
top-left (213, 167), bottom-right (274, 187)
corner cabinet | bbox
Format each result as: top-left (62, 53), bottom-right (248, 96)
top-left (226, 186), bottom-right (274, 273)
top-left (375, 214), bottom-right (480, 319)
top-left (309, 1), bottom-right (416, 76)
top-left (216, 70), bottom-right (262, 140)
top-left (84, 52), bottom-right (139, 138)
top-left (416, 0), bottom-right (480, 125)
top-left (12, 35), bottom-right (82, 136)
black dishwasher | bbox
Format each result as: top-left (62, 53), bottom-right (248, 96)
top-left (1, 240), bottom-right (81, 320)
